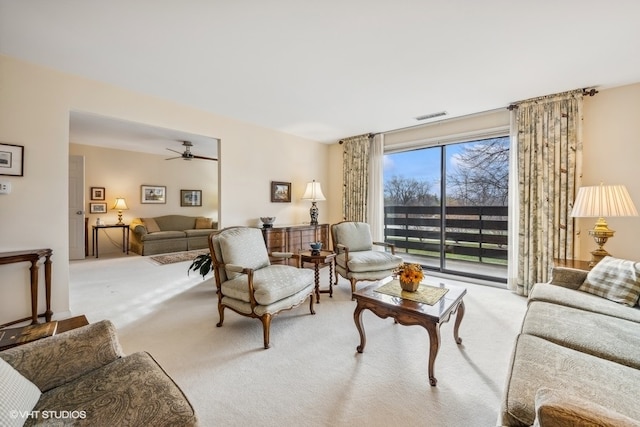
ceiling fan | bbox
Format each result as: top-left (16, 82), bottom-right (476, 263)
top-left (166, 141), bottom-right (217, 161)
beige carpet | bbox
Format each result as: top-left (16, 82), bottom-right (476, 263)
top-left (69, 255), bottom-right (527, 427)
top-left (149, 249), bottom-right (210, 265)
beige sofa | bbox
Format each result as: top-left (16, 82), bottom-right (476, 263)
top-left (500, 257), bottom-right (640, 426)
top-left (130, 215), bottom-right (217, 255)
top-left (0, 320), bottom-right (197, 426)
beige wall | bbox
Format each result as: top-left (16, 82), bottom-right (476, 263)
top-left (69, 143), bottom-right (219, 255)
top-left (0, 55), bottom-right (337, 325)
top-left (579, 83), bottom-right (640, 261)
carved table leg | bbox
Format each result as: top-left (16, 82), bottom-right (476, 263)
top-left (44, 253), bottom-right (53, 322)
top-left (29, 259), bottom-right (39, 325)
top-left (353, 303), bottom-right (367, 353)
top-left (453, 300), bottom-right (465, 344)
top-left (328, 259), bottom-right (334, 298)
top-left (424, 322), bottom-right (441, 386)
top-left (314, 262), bottom-right (321, 303)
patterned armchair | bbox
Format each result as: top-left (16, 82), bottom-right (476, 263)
top-left (208, 227), bottom-right (315, 349)
top-left (331, 221), bottom-right (403, 298)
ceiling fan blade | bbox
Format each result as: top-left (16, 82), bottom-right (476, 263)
top-left (166, 148), bottom-right (183, 155)
top-left (192, 155), bottom-right (218, 161)
top-left (165, 156), bottom-right (182, 160)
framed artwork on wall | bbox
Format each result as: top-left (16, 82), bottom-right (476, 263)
top-left (141, 185), bottom-right (166, 204)
top-left (271, 181), bottom-right (291, 203)
top-left (180, 189), bottom-right (202, 207)
top-left (0, 143), bottom-right (24, 177)
top-left (89, 202), bottom-right (107, 214)
top-left (91, 187), bottom-right (105, 200)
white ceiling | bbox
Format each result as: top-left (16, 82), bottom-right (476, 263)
top-left (2, 1), bottom-right (640, 150)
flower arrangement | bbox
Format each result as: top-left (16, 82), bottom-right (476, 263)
top-left (394, 263), bottom-right (424, 292)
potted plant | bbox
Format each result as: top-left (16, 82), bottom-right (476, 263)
top-left (188, 252), bottom-right (213, 279)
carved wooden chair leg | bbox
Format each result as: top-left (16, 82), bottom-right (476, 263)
top-left (261, 313), bottom-right (272, 349)
top-left (216, 305), bottom-right (225, 327)
top-left (350, 278), bottom-right (357, 300)
top-left (309, 294), bottom-right (316, 315)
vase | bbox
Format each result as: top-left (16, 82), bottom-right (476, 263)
top-left (399, 278), bottom-right (420, 292)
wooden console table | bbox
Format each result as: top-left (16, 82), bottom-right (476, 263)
top-left (92, 224), bottom-right (130, 258)
top-left (262, 224), bottom-right (329, 264)
top-left (0, 249), bottom-right (53, 327)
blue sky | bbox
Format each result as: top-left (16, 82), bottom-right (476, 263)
top-left (383, 144), bottom-right (465, 187)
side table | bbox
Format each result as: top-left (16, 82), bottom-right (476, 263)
top-left (553, 258), bottom-right (592, 271)
top-left (300, 250), bottom-right (336, 303)
top-left (92, 224), bottom-right (130, 258)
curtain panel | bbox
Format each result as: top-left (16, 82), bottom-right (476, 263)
top-left (513, 90), bottom-right (583, 296)
top-left (341, 134), bottom-right (372, 222)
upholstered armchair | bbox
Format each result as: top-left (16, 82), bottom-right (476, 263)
top-left (331, 221), bottom-right (403, 298)
top-left (208, 227), bottom-right (316, 349)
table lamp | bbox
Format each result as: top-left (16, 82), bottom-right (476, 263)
top-left (570, 183), bottom-right (638, 266)
top-left (302, 180), bottom-right (326, 225)
top-left (111, 197), bottom-right (129, 225)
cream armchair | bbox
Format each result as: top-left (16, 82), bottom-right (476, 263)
top-left (208, 227), bottom-right (315, 349)
top-left (331, 221), bottom-right (403, 298)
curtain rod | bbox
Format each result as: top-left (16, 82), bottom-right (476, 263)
top-left (507, 87), bottom-right (598, 110)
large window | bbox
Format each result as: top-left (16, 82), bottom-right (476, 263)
top-left (383, 136), bottom-right (509, 282)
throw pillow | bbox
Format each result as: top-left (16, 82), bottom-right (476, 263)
top-left (0, 357), bottom-right (42, 427)
top-left (195, 217), bottom-right (212, 229)
top-left (218, 228), bottom-right (270, 279)
top-left (142, 218), bottom-right (161, 233)
top-left (579, 256), bottom-right (640, 306)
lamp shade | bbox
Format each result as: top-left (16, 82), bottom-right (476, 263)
top-left (301, 180), bottom-right (326, 201)
top-left (570, 184), bottom-right (638, 218)
top-left (111, 197), bottom-right (129, 211)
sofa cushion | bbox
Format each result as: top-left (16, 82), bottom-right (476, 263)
top-left (31, 352), bottom-right (196, 427)
top-left (184, 229), bottom-right (214, 238)
top-left (195, 217), bottom-right (212, 229)
top-left (528, 283), bottom-right (640, 323)
top-left (218, 227), bottom-right (270, 279)
top-left (141, 230), bottom-right (187, 242)
top-left (142, 217), bottom-right (161, 233)
top-left (522, 301), bottom-right (640, 369)
top-left (0, 357), bottom-right (41, 427)
top-left (579, 256), bottom-right (640, 306)
top-left (154, 215), bottom-right (198, 232)
top-left (222, 264), bottom-right (314, 305)
top-left (533, 387), bottom-right (640, 427)
top-left (500, 334), bottom-right (640, 426)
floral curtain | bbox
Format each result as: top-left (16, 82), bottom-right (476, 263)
top-left (342, 133), bottom-right (372, 222)
top-left (368, 134), bottom-right (385, 242)
top-left (513, 90), bottom-right (583, 295)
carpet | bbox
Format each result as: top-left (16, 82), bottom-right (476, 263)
top-left (149, 249), bottom-right (209, 265)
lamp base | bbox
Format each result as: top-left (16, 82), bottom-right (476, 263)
top-left (309, 202), bottom-right (319, 225)
top-left (116, 212), bottom-right (124, 226)
top-left (588, 221), bottom-right (615, 267)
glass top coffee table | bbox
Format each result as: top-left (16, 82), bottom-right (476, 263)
top-left (352, 278), bottom-right (466, 386)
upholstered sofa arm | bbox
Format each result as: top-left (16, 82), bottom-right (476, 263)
top-left (533, 387), bottom-right (639, 427)
top-left (548, 267), bottom-right (588, 290)
top-left (130, 218), bottom-right (148, 236)
top-left (0, 320), bottom-right (124, 392)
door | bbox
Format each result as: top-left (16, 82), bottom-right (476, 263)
top-left (69, 155), bottom-right (85, 260)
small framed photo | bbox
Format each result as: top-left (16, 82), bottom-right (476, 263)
top-left (0, 143), bottom-right (24, 177)
top-left (181, 189), bottom-right (202, 207)
top-left (91, 187), bottom-right (105, 200)
top-left (89, 202), bottom-right (107, 214)
top-left (271, 181), bottom-right (291, 203)
top-left (141, 185), bottom-right (166, 204)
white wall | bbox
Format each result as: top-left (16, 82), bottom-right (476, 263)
top-left (0, 55), bottom-right (332, 325)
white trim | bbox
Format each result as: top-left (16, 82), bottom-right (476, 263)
top-left (384, 125), bottom-right (510, 153)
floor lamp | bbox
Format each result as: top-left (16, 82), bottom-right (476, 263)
top-left (570, 183), bottom-right (638, 267)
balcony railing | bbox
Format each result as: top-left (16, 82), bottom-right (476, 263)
top-left (384, 205), bottom-right (508, 280)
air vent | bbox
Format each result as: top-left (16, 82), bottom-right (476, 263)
top-left (415, 111), bottom-right (447, 121)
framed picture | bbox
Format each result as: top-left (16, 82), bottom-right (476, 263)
top-left (89, 202), bottom-right (107, 214)
top-left (0, 143), bottom-right (24, 177)
top-left (180, 189), bottom-right (202, 207)
top-left (271, 181), bottom-right (291, 203)
top-left (90, 187), bottom-right (105, 200)
top-left (141, 185), bottom-right (166, 204)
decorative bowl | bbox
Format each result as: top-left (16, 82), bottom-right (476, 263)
top-left (310, 242), bottom-right (323, 251)
top-left (260, 217), bottom-right (276, 228)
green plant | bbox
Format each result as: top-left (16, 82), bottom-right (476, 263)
top-left (188, 253), bottom-right (213, 279)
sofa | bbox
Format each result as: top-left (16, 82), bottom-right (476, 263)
top-left (130, 215), bottom-right (217, 255)
top-left (499, 256), bottom-right (640, 426)
top-left (0, 320), bottom-right (197, 426)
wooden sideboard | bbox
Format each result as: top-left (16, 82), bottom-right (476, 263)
top-left (262, 224), bottom-right (329, 264)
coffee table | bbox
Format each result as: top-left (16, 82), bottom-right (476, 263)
top-left (352, 280), bottom-right (466, 386)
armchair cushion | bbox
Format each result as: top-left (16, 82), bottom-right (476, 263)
top-left (336, 251), bottom-right (403, 273)
top-left (579, 256), bottom-right (640, 306)
top-left (222, 265), bottom-right (314, 305)
top-left (218, 228), bottom-right (270, 279)
top-left (0, 358), bottom-right (41, 427)
top-left (333, 222), bottom-right (373, 251)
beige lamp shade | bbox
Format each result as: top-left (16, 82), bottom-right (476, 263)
top-left (111, 197), bottom-right (128, 225)
top-left (301, 180), bottom-right (326, 201)
top-left (570, 184), bottom-right (638, 218)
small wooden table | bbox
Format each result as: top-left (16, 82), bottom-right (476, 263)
top-left (0, 315), bottom-right (89, 350)
top-left (553, 258), bottom-right (592, 271)
top-left (92, 224), bottom-right (130, 258)
top-left (353, 280), bottom-right (466, 386)
top-left (299, 250), bottom-right (336, 303)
